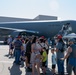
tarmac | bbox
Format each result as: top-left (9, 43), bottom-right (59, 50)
top-left (0, 45), bottom-right (74, 75)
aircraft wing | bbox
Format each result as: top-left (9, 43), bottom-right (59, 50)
top-left (63, 33), bottom-right (76, 39)
top-left (0, 27), bottom-right (39, 36)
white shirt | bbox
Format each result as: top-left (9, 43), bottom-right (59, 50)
top-left (7, 37), bottom-right (12, 44)
top-left (23, 44), bottom-right (26, 52)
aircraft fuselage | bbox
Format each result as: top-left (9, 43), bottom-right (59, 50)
top-left (0, 20), bottom-right (76, 38)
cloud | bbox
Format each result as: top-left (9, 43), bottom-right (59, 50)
top-left (49, 0), bottom-right (59, 11)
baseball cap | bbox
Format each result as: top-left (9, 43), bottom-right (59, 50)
top-left (16, 36), bottom-right (21, 38)
top-left (56, 35), bottom-right (62, 39)
top-left (39, 36), bottom-right (45, 39)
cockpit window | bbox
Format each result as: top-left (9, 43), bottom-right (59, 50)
top-left (62, 23), bottom-right (72, 32)
top-left (58, 23), bottom-right (72, 36)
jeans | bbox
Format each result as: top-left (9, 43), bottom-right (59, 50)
top-left (67, 57), bottom-right (76, 75)
top-left (67, 64), bottom-right (76, 75)
top-left (14, 50), bottom-right (21, 64)
top-left (57, 59), bottom-right (64, 75)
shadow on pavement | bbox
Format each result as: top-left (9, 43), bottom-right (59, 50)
top-left (8, 63), bottom-right (22, 75)
top-left (45, 68), bottom-right (54, 75)
top-left (25, 67), bottom-right (32, 75)
top-left (4, 54), bottom-right (9, 57)
top-left (25, 67), bottom-right (53, 75)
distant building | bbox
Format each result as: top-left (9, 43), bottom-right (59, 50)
top-left (0, 15), bottom-right (57, 22)
top-left (33, 15), bottom-right (57, 20)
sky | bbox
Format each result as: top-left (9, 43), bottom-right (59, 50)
top-left (0, 0), bottom-right (76, 20)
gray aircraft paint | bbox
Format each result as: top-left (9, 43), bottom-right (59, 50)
top-left (0, 20), bottom-right (76, 38)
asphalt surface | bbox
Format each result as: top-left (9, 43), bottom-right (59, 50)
top-left (0, 45), bottom-right (74, 75)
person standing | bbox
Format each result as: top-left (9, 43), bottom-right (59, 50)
top-left (30, 37), bottom-right (41, 75)
top-left (55, 35), bottom-right (65, 75)
top-left (14, 36), bottom-right (23, 65)
top-left (41, 47), bottom-right (47, 75)
top-left (51, 48), bottom-right (56, 75)
top-left (7, 35), bottom-right (13, 56)
top-left (25, 38), bottom-right (32, 71)
top-left (61, 39), bottom-right (76, 75)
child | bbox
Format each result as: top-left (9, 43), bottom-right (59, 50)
top-left (9, 42), bottom-right (14, 58)
top-left (51, 48), bottom-right (56, 75)
top-left (41, 47), bottom-right (47, 75)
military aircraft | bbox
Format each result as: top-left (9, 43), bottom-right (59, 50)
top-left (0, 20), bottom-right (75, 38)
